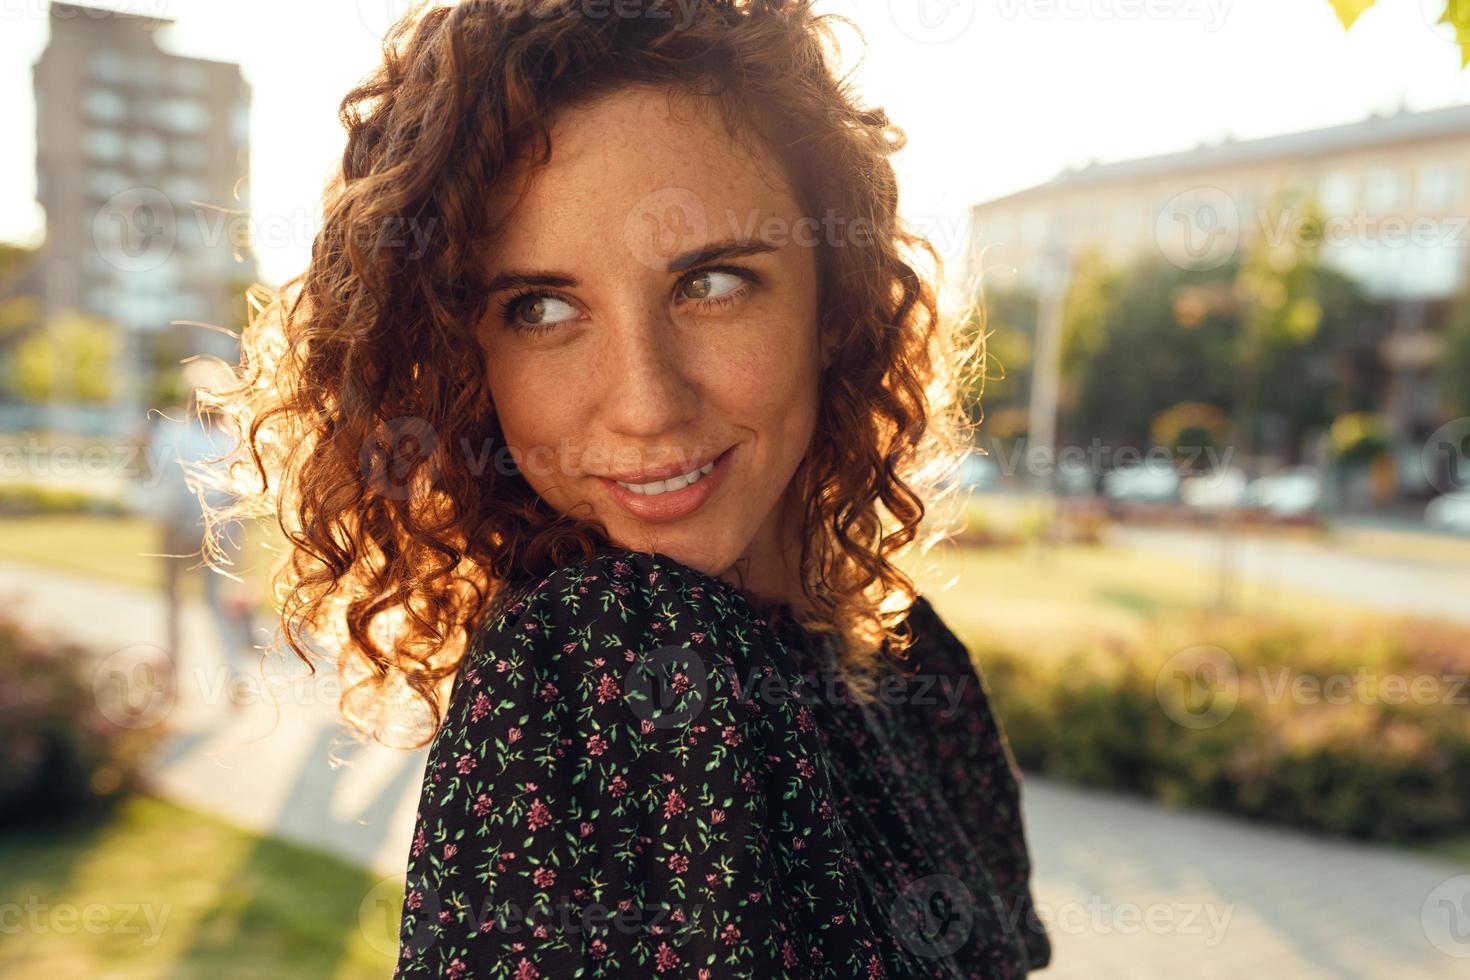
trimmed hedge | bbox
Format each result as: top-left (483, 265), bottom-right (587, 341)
top-left (976, 614), bottom-right (1470, 842)
top-left (0, 611), bottom-right (162, 825)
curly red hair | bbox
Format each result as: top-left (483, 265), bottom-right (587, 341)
top-left (196, 0), bottom-right (980, 746)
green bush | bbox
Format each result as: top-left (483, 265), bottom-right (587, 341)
top-left (0, 610), bottom-right (162, 825)
top-left (976, 615), bottom-right (1470, 842)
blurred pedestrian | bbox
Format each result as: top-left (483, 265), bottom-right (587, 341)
top-left (144, 360), bottom-right (256, 697)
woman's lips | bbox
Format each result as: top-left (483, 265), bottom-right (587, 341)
top-left (596, 445), bottom-right (734, 524)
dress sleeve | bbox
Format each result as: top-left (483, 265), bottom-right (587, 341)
top-left (393, 550), bottom-right (886, 980)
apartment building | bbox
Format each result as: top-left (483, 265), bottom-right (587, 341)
top-left (31, 1), bottom-right (256, 434)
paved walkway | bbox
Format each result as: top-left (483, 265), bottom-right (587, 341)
top-left (3, 560), bottom-right (1467, 977)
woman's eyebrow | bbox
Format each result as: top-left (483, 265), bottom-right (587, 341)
top-left (484, 238), bottom-right (781, 294)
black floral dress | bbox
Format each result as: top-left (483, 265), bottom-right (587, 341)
top-left (394, 546), bottom-right (1052, 979)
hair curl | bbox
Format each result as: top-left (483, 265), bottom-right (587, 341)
top-left (196, 0), bottom-right (982, 747)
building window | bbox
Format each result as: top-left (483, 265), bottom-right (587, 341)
top-left (154, 98), bottom-right (210, 133)
top-left (129, 133), bottom-right (167, 169)
top-left (84, 129), bottom-right (126, 162)
top-left (230, 101), bottom-right (249, 146)
top-left (1317, 171), bottom-right (1356, 215)
top-left (87, 169), bottom-right (131, 199)
top-left (1365, 168), bottom-right (1405, 213)
top-left (88, 51), bottom-right (128, 84)
top-left (1416, 160), bottom-right (1465, 211)
top-left (171, 141), bottom-right (208, 169)
top-left (84, 88), bottom-right (129, 122)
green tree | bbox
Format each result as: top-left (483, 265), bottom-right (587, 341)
top-left (7, 311), bottom-right (119, 404)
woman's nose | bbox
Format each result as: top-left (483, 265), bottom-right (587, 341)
top-left (599, 303), bottom-right (700, 439)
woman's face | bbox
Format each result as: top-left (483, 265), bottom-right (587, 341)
top-left (478, 85), bottom-right (824, 590)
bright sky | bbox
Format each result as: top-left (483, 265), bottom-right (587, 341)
top-left (3, 0), bottom-right (1470, 288)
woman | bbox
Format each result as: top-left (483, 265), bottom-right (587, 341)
top-left (200, 0), bottom-right (1052, 976)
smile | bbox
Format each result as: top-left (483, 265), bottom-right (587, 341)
top-left (597, 446), bottom-right (735, 524)
top-left (615, 460), bottom-right (716, 496)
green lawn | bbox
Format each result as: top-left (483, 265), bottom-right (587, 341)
top-left (0, 795), bottom-right (399, 979)
top-left (0, 515), bottom-right (278, 608)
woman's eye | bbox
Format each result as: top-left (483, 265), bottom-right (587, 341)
top-left (679, 270), bottom-right (745, 303)
top-left (507, 294), bottom-right (578, 328)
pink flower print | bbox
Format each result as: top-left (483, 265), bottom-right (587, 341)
top-left (456, 753), bottom-right (475, 775)
top-left (514, 958), bottom-right (540, 980)
top-left (471, 692), bottom-right (491, 722)
top-left (526, 798), bottom-right (553, 831)
top-left (525, 621), bottom-right (539, 634)
top-left (473, 793), bottom-right (493, 817)
top-left (831, 913), bottom-right (845, 925)
top-left (667, 853), bottom-right (689, 874)
top-left (596, 674), bottom-right (622, 704)
top-left (782, 940), bottom-right (799, 968)
top-left (796, 706), bottom-right (814, 731)
top-left (720, 923), bottom-right (741, 946)
top-left (579, 821), bottom-right (595, 837)
top-left (722, 726), bottom-right (742, 747)
top-left (590, 938), bottom-right (609, 959)
top-left (691, 631), bottom-right (706, 644)
top-left (699, 970), bottom-right (712, 980)
top-left (447, 958), bottom-right (467, 979)
top-left (867, 953), bottom-right (885, 978)
top-left (654, 941), bottom-right (680, 972)
top-left (537, 681), bottom-right (558, 702)
top-left (710, 808), bottom-right (725, 824)
top-left (796, 757), bottom-right (814, 779)
top-left (407, 889), bottom-right (422, 910)
top-left (671, 672), bottom-right (691, 694)
top-left (507, 727), bottom-right (522, 743)
top-left (444, 843), bottom-right (458, 859)
top-left (641, 719), bottom-right (655, 735)
top-left (532, 867), bottom-right (556, 888)
top-left (563, 642), bottom-right (579, 654)
top-left (586, 733), bottom-right (609, 756)
top-left (411, 827), bottom-right (426, 858)
top-left (496, 659), bottom-right (511, 672)
top-left (593, 657), bottom-right (605, 667)
top-left (608, 775), bottom-right (628, 798)
top-left (792, 836), bottom-right (805, 850)
top-left (612, 559), bottom-right (631, 576)
top-left (663, 788), bottom-right (687, 819)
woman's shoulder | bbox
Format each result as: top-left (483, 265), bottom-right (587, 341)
top-left (472, 546), bottom-right (780, 660)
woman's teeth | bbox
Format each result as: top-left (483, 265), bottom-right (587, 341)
top-left (617, 461), bottom-right (715, 496)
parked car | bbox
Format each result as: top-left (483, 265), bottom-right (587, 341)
top-left (1244, 466), bottom-right (1322, 518)
top-left (1426, 491), bottom-right (1470, 535)
top-left (1180, 466), bottom-right (1247, 510)
top-left (1102, 461), bottom-right (1180, 503)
